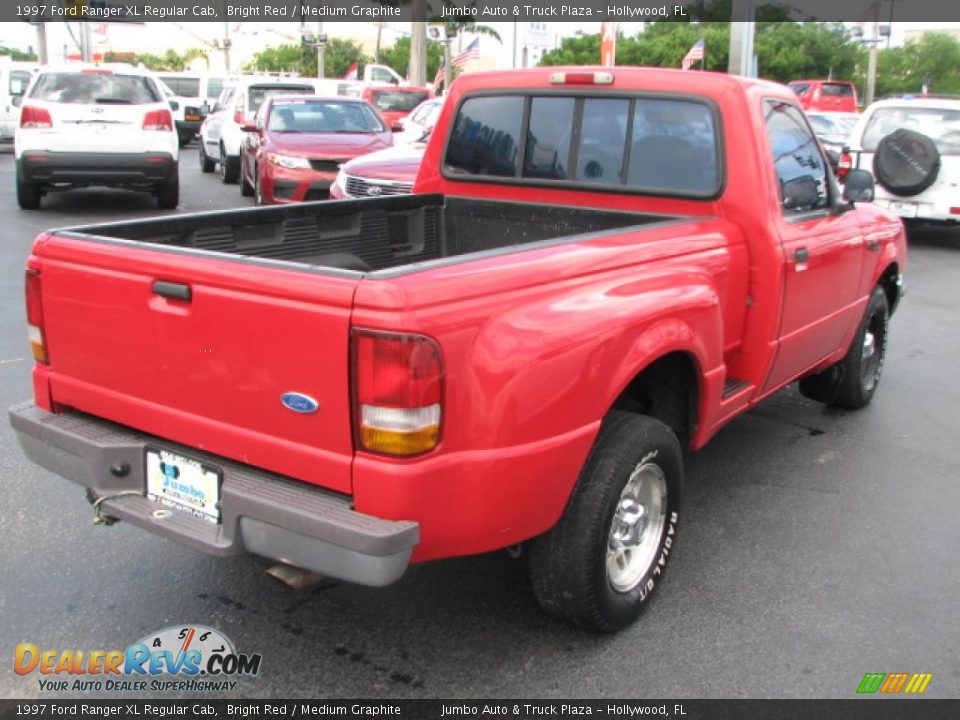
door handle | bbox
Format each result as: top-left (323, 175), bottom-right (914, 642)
top-left (793, 248), bottom-right (809, 263)
top-left (152, 281), bottom-right (191, 301)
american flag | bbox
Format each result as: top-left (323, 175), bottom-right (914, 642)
top-left (681, 38), bottom-right (705, 70)
top-left (453, 38), bottom-right (480, 68)
top-left (433, 59), bottom-right (445, 89)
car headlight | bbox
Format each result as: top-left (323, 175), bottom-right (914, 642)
top-left (332, 168), bottom-right (348, 195)
top-left (267, 153), bottom-right (311, 170)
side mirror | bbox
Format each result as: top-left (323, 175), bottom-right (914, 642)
top-left (12, 95), bottom-right (22, 108)
top-left (842, 168), bottom-right (875, 203)
top-left (782, 175), bottom-right (821, 210)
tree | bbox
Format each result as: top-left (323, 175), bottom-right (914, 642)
top-left (866, 32), bottom-right (960, 97)
top-left (246, 39), bottom-right (368, 79)
top-left (379, 37), bottom-right (443, 84)
top-left (0, 46), bottom-right (38, 61)
top-left (104, 48), bottom-right (208, 72)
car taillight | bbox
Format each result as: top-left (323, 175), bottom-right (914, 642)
top-left (25, 269), bottom-right (47, 364)
top-left (234, 110), bottom-right (245, 125)
top-left (838, 150), bottom-right (852, 180)
top-left (352, 329), bottom-right (443, 457)
top-left (20, 106), bottom-right (52, 129)
top-left (142, 109), bottom-right (173, 131)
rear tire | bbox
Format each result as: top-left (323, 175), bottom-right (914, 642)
top-left (16, 174), bottom-right (41, 210)
top-left (529, 411), bottom-right (682, 632)
top-left (219, 147), bottom-right (239, 184)
top-left (199, 143), bottom-right (216, 173)
top-left (156, 173), bottom-right (179, 209)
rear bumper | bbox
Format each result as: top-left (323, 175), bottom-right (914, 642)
top-left (18, 151), bottom-right (177, 186)
top-left (9, 402), bottom-right (418, 586)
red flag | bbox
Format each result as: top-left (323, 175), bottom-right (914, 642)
top-left (343, 62), bottom-right (358, 81)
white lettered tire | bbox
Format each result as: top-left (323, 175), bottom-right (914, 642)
top-left (529, 411), bottom-right (682, 632)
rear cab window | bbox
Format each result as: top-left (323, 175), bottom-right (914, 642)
top-left (444, 92), bottom-right (721, 196)
top-left (160, 77), bottom-right (200, 97)
top-left (29, 72), bottom-right (161, 105)
top-left (370, 89), bottom-right (432, 113)
top-left (821, 83), bottom-right (854, 97)
top-left (248, 85), bottom-right (314, 115)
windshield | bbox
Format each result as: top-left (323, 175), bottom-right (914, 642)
top-left (267, 100), bottom-right (386, 134)
top-left (370, 90), bottom-right (430, 113)
top-left (862, 106), bottom-right (960, 155)
top-left (29, 72), bottom-right (160, 105)
top-left (248, 85), bottom-right (313, 114)
top-left (160, 77), bottom-right (200, 97)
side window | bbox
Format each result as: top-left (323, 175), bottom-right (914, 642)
top-left (10, 70), bottom-right (32, 96)
top-left (524, 97), bottom-right (574, 180)
top-left (206, 78), bottom-right (224, 101)
top-left (255, 102), bottom-right (268, 130)
top-left (628, 99), bottom-right (718, 193)
top-left (371, 67), bottom-right (396, 84)
top-left (764, 100), bottom-right (829, 212)
top-left (576, 98), bottom-right (629, 184)
top-left (446, 96), bottom-right (524, 177)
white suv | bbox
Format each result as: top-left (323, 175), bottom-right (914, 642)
top-left (15, 64), bottom-right (179, 209)
top-left (846, 96), bottom-right (960, 226)
top-left (198, 77), bottom-right (316, 183)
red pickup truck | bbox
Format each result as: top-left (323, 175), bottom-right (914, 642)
top-left (10, 67), bottom-right (906, 632)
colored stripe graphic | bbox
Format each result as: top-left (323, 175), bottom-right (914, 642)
top-left (857, 672), bottom-right (932, 694)
top-left (857, 673), bottom-right (885, 694)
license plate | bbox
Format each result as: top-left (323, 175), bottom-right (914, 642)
top-left (888, 201), bottom-right (918, 218)
top-left (146, 448), bottom-right (222, 524)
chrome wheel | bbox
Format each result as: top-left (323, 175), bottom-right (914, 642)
top-left (606, 460), bottom-right (668, 593)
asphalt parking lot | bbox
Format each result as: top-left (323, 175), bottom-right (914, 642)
top-left (0, 146), bottom-right (957, 700)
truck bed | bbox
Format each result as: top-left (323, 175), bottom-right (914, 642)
top-left (53, 194), bottom-right (681, 275)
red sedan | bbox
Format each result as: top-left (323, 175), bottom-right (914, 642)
top-left (240, 95), bottom-right (393, 204)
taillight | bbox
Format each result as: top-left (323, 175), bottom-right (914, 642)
top-left (142, 109), bottom-right (173, 131)
top-left (352, 330), bottom-right (443, 457)
top-left (234, 110), bottom-right (245, 125)
top-left (20, 106), bottom-right (52, 129)
top-left (838, 151), bottom-right (852, 180)
top-left (25, 269), bottom-right (47, 364)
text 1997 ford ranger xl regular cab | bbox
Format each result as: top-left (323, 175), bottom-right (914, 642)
top-left (10, 68), bottom-right (906, 632)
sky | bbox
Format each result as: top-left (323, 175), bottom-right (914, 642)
top-left (1, 21), bottom-right (957, 73)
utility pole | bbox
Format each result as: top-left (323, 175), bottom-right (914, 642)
top-left (34, 23), bottom-right (48, 64)
top-left (80, 22), bottom-right (92, 62)
top-left (222, 22), bottom-right (231, 72)
top-left (409, 7), bottom-right (426, 85)
top-left (317, 21), bottom-right (324, 78)
top-left (728, 0), bottom-right (756, 77)
top-left (865, 1), bottom-right (881, 107)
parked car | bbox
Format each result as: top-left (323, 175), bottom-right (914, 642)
top-left (157, 72), bottom-right (227, 147)
top-left (330, 140), bottom-right (423, 199)
top-left (12, 67), bottom-right (905, 632)
top-left (360, 86), bottom-right (433, 131)
top-left (806, 110), bottom-right (857, 168)
top-left (14, 63), bottom-right (179, 209)
top-left (0, 59), bottom-right (39, 148)
top-left (393, 96), bottom-right (443, 145)
top-left (844, 96), bottom-right (960, 225)
top-left (240, 95), bottom-right (393, 204)
top-left (198, 77), bottom-right (316, 183)
top-left (789, 79), bottom-right (859, 113)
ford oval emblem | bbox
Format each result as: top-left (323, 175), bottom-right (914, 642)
top-left (281, 392), bottom-right (319, 414)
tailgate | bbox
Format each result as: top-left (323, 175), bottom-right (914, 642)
top-left (34, 233), bottom-right (359, 494)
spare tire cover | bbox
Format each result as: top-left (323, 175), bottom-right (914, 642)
top-left (873, 128), bottom-right (941, 197)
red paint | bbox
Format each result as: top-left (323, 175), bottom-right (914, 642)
top-left (25, 67), bottom-right (906, 564)
top-left (788, 79), bottom-right (859, 114)
top-left (360, 86), bottom-right (434, 130)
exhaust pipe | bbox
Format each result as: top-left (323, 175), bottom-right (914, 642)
top-left (265, 563), bottom-right (328, 590)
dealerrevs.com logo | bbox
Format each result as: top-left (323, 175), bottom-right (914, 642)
top-left (14, 625), bottom-right (262, 693)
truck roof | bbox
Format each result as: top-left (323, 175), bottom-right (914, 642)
top-left (451, 66), bottom-right (791, 100)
